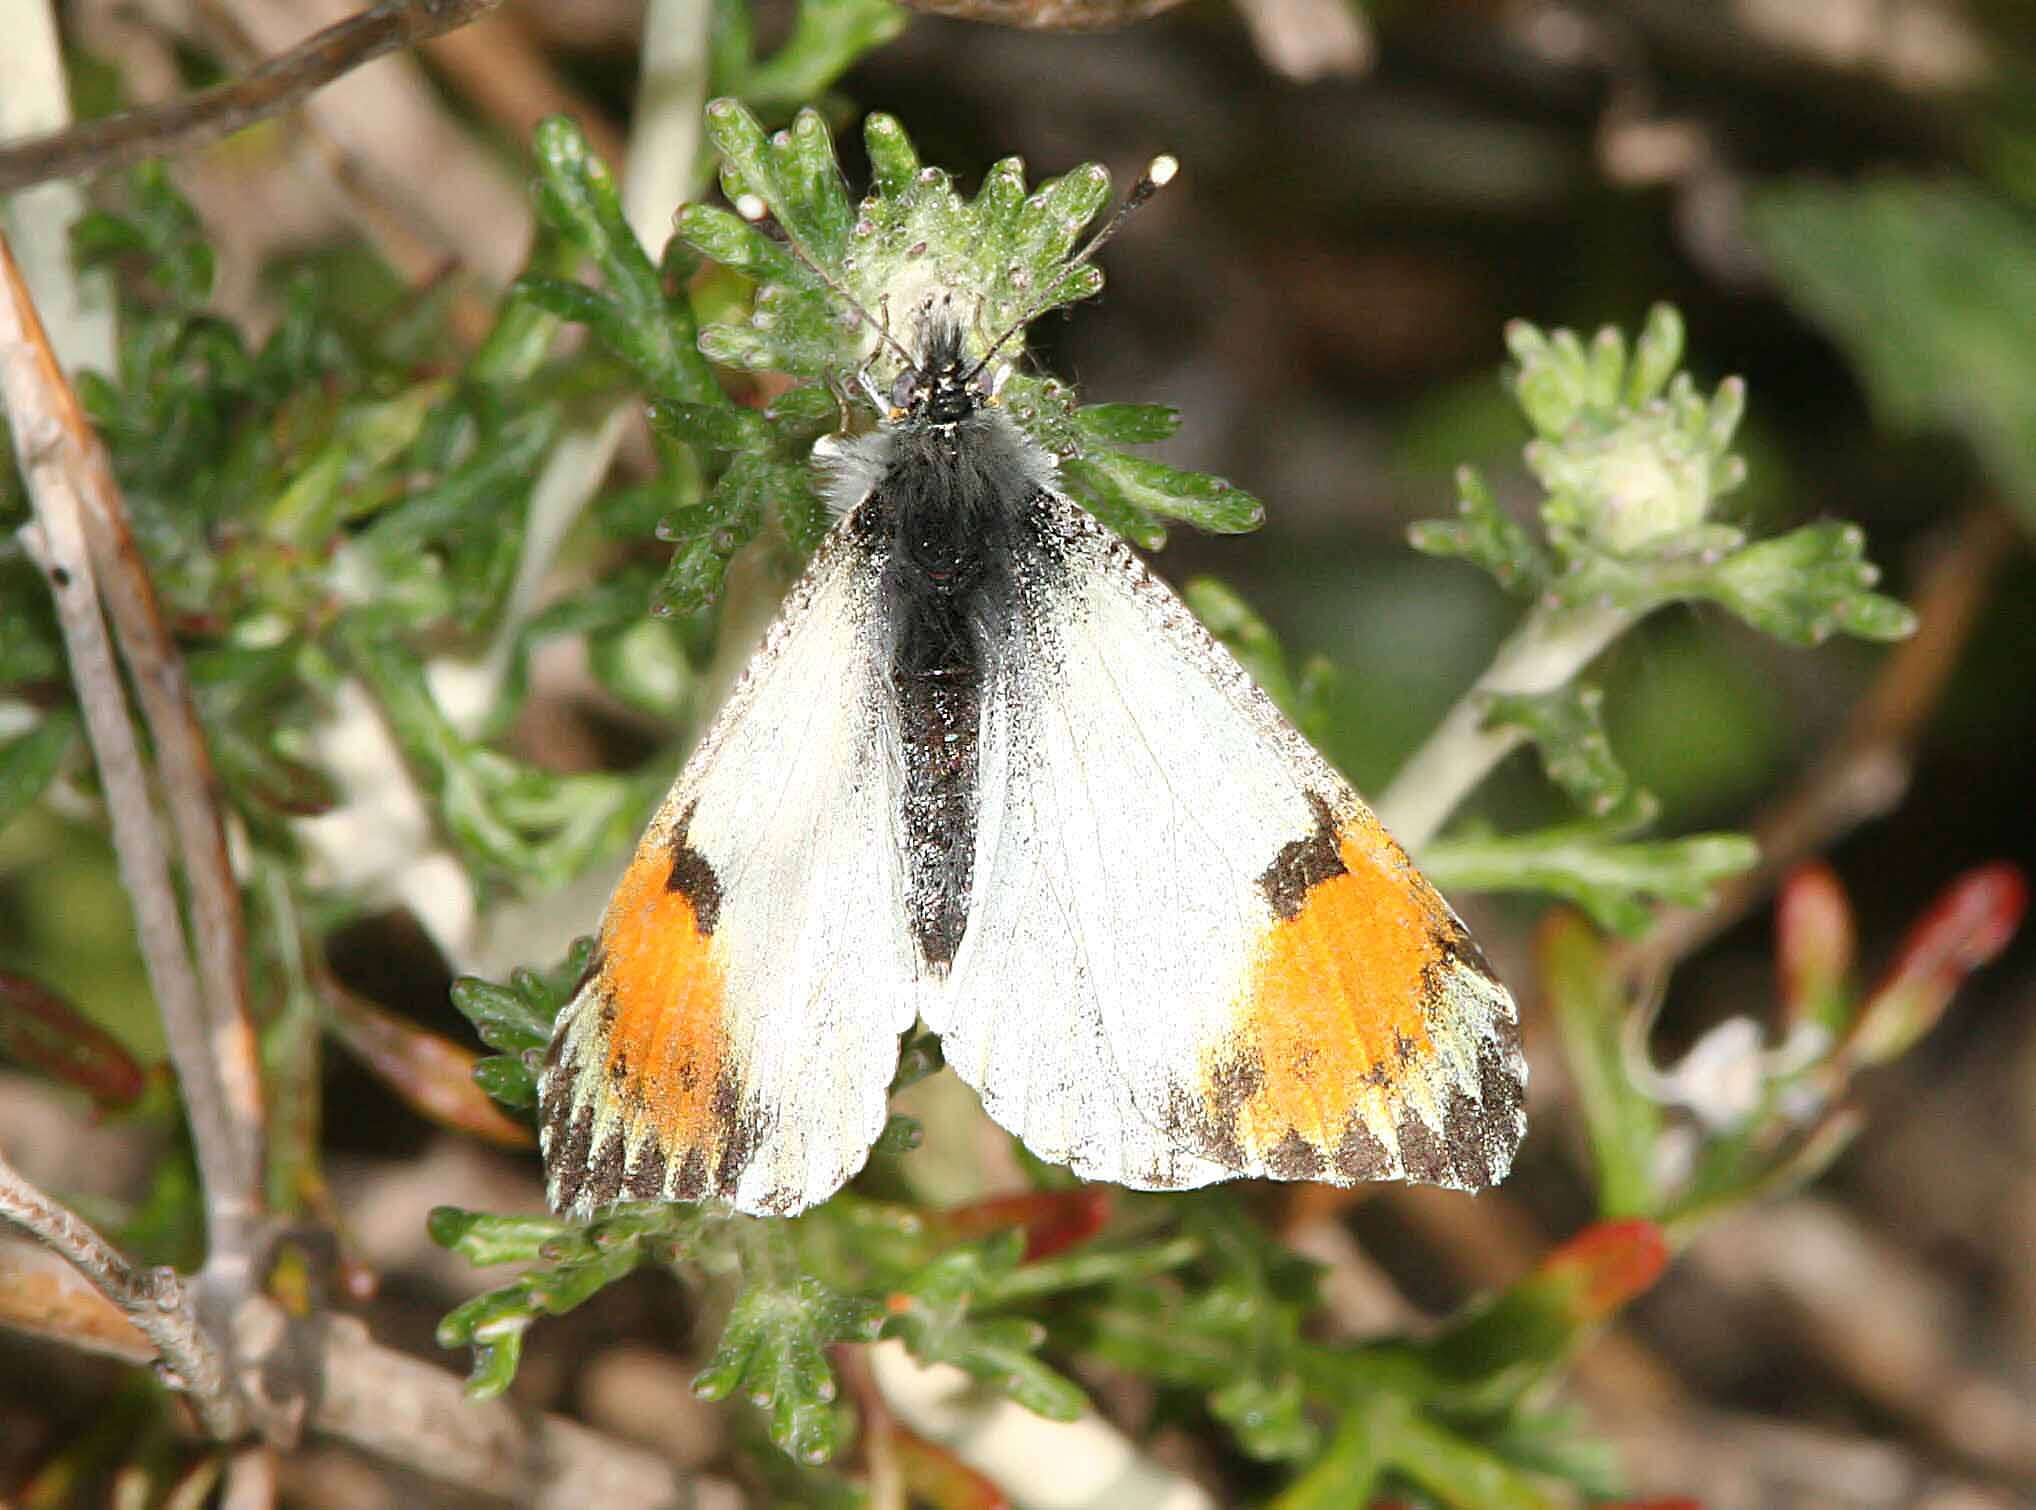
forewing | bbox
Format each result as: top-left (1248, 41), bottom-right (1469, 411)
top-left (929, 493), bottom-right (1525, 1192)
top-left (539, 523), bottom-right (921, 1218)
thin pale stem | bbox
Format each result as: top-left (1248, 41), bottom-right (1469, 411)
top-left (0, 227), bottom-right (264, 1250)
top-left (1377, 598), bottom-right (1633, 852)
top-left (0, 1146), bottom-right (240, 1436)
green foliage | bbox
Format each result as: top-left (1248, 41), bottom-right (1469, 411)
top-left (694, 1270), bottom-right (883, 1464)
top-left (1400, 304), bottom-right (1913, 929)
top-left (1479, 685), bottom-right (1625, 815)
top-left (432, 1202), bottom-right (710, 1398)
top-left (3, 21), bottom-right (1996, 1503)
top-left (1412, 305), bottom-right (1912, 641)
top-left (447, 936), bottom-right (595, 1114)
top-left (709, 0), bottom-right (909, 116)
top-left (1423, 799), bottom-right (1760, 937)
top-left (674, 100), bottom-right (1263, 551)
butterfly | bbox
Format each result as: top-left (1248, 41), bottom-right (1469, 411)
top-left (538, 157), bottom-right (1525, 1218)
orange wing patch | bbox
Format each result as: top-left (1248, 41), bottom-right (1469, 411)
top-left (1190, 795), bottom-right (1513, 1189)
top-left (599, 826), bottom-right (731, 1149)
top-left (542, 805), bottom-right (752, 1213)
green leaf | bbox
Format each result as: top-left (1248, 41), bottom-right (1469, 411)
top-left (426, 1207), bottom-right (578, 1268)
top-left (471, 1054), bottom-right (539, 1111)
top-left (1056, 457), bottom-right (1167, 549)
top-left (1408, 465), bottom-right (1548, 593)
top-left (1690, 520), bottom-right (1917, 645)
top-left (1414, 1219), bottom-right (1668, 1412)
top-left (1070, 450), bottom-right (1263, 535)
top-left (1749, 177), bottom-right (2036, 532)
top-left (1421, 811), bottom-right (1758, 937)
top-left (646, 397), bottom-right (771, 453)
top-left (449, 937), bottom-right (596, 1054)
top-left (718, 0), bottom-right (907, 114)
top-left (706, 102), bottom-right (857, 263)
top-left (529, 115), bottom-right (715, 402)
top-left (1479, 684), bottom-right (1628, 815)
top-left (1269, 1402), bottom-right (1386, 1510)
top-left (1073, 403), bottom-right (1181, 445)
top-left (1183, 577), bottom-right (1332, 741)
top-left (435, 1202), bottom-right (708, 1399)
top-left (1383, 1409), bottom-right (1565, 1510)
top-left (0, 712), bottom-right (78, 835)
top-left (883, 1234), bottom-right (1089, 1421)
top-left (1209, 1371), bottom-right (1319, 1462)
top-left (693, 1274), bottom-right (884, 1464)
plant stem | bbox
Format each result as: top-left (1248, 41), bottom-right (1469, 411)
top-left (0, 0), bottom-right (507, 195)
top-left (1377, 598), bottom-right (1632, 852)
top-left (0, 1147), bottom-right (241, 1437)
top-left (0, 227), bottom-right (262, 1254)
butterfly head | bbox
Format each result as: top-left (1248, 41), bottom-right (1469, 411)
top-left (885, 309), bottom-right (1002, 429)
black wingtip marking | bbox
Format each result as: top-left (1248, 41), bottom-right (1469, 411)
top-left (665, 802), bottom-right (723, 935)
top-left (1265, 1128), bottom-right (1327, 1180)
top-left (1258, 792), bottom-right (1348, 921)
top-left (553, 1102), bottom-right (597, 1212)
top-left (623, 1138), bottom-right (669, 1201)
top-left (1333, 1117), bottom-right (1394, 1182)
top-left (584, 1127), bottom-right (628, 1209)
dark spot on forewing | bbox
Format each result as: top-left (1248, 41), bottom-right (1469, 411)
top-left (539, 1062), bottom-right (578, 1150)
top-left (1391, 1080), bottom-right (1502, 1191)
top-left (1209, 1051), bottom-right (1265, 1114)
top-left (665, 802), bottom-right (722, 935)
top-left (1258, 793), bottom-right (1348, 921)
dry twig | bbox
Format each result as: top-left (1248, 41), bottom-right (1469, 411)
top-left (0, 1215), bottom-right (730, 1506)
top-left (0, 1148), bottom-right (239, 1437)
top-left (0, 0), bottom-right (505, 195)
top-left (899, 0), bottom-right (1189, 30)
top-left (0, 227), bottom-right (260, 1259)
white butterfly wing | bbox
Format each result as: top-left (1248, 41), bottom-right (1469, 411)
top-left (927, 493), bottom-right (1525, 1192)
top-left (539, 523), bottom-right (922, 1218)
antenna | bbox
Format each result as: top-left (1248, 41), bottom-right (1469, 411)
top-left (964, 153), bottom-right (1179, 387)
top-left (732, 192), bottom-right (917, 371)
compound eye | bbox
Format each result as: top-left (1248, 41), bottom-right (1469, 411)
top-left (890, 369), bottom-right (919, 411)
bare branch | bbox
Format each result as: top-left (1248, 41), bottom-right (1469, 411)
top-left (0, 225), bottom-right (266, 1251)
top-left (316, 1315), bottom-right (739, 1509)
top-left (0, 0), bottom-right (504, 195)
top-left (0, 1146), bottom-right (241, 1437)
top-left (0, 1230), bottom-right (738, 1506)
top-left (897, 0), bottom-right (1187, 30)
